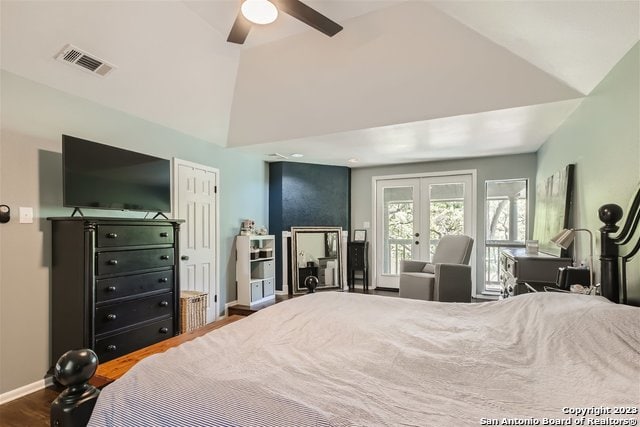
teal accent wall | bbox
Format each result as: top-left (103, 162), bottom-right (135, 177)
top-left (269, 162), bottom-right (351, 290)
top-left (0, 71), bottom-right (268, 393)
top-left (537, 43), bottom-right (640, 304)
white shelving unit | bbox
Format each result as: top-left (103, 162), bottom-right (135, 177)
top-left (236, 235), bottom-right (276, 306)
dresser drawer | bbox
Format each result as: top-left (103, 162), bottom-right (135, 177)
top-left (95, 318), bottom-right (174, 363)
top-left (95, 292), bottom-right (173, 334)
top-left (96, 225), bottom-right (174, 247)
top-left (96, 270), bottom-right (173, 303)
top-left (96, 248), bottom-right (174, 275)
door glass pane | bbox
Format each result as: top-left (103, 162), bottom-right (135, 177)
top-left (429, 183), bottom-right (465, 259)
top-left (383, 187), bottom-right (413, 275)
top-left (485, 179), bottom-right (528, 292)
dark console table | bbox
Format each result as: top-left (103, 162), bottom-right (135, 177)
top-left (499, 248), bottom-right (572, 298)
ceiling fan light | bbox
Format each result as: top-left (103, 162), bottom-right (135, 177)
top-left (241, 0), bottom-right (278, 25)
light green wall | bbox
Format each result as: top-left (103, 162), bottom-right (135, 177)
top-left (537, 43), bottom-right (640, 304)
top-left (0, 71), bottom-right (268, 393)
top-left (350, 153), bottom-right (538, 295)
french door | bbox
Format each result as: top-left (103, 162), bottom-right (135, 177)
top-left (375, 173), bottom-right (474, 289)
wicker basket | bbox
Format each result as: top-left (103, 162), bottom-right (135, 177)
top-left (180, 291), bottom-right (208, 333)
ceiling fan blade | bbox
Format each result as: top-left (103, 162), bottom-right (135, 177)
top-left (274, 0), bottom-right (343, 37)
top-left (227, 12), bottom-right (251, 44)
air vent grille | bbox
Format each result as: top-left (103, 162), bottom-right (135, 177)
top-left (55, 44), bottom-right (116, 77)
top-left (76, 55), bottom-right (102, 71)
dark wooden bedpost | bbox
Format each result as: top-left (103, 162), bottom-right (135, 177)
top-left (599, 204), bottom-right (623, 303)
top-left (50, 349), bottom-right (100, 427)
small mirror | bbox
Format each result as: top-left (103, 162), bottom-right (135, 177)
top-left (291, 227), bottom-right (343, 294)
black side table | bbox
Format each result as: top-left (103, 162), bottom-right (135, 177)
top-left (348, 241), bottom-right (369, 292)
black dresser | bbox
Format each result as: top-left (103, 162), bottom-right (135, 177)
top-left (49, 217), bottom-right (183, 364)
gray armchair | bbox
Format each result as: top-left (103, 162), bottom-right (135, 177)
top-left (398, 235), bottom-right (474, 302)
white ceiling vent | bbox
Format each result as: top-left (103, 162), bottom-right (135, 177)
top-left (55, 44), bottom-right (116, 77)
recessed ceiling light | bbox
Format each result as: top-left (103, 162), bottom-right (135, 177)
top-left (241, 0), bottom-right (278, 25)
top-left (347, 158), bottom-right (359, 163)
top-left (290, 153), bottom-right (304, 158)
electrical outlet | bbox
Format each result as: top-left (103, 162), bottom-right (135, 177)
top-left (19, 207), bottom-right (33, 224)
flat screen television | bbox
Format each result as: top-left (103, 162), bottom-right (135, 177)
top-left (63, 135), bottom-right (171, 213)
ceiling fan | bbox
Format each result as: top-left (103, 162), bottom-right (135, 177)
top-left (227, 0), bottom-right (343, 44)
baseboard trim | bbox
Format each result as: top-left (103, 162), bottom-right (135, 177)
top-left (224, 300), bottom-right (238, 317)
top-left (0, 376), bottom-right (54, 405)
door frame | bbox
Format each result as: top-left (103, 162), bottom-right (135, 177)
top-left (371, 169), bottom-right (477, 295)
top-left (172, 158), bottom-right (220, 320)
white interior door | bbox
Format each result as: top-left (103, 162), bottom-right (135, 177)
top-left (173, 159), bottom-right (219, 322)
top-left (375, 173), bottom-right (474, 289)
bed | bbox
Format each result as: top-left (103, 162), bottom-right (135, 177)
top-left (81, 291), bottom-right (639, 426)
top-left (52, 189), bottom-right (640, 426)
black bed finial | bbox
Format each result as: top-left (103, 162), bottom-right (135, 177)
top-left (51, 349), bottom-right (100, 427)
top-left (599, 203), bottom-right (623, 232)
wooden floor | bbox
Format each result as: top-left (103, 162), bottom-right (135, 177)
top-left (0, 287), bottom-right (405, 426)
top-left (0, 384), bottom-right (63, 427)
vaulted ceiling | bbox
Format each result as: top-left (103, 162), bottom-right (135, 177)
top-left (1, 1), bottom-right (638, 167)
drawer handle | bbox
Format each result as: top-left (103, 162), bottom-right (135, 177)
top-left (159, 327), bottom-right (169, 334)
top-left (107, 259), bottom-right (118, 266)
top-left (160, 232), bottom-right (169, 237)
top-left (159, 277), bottom-right (169, 283)
top-left (106, 344), bottom-right (117, 352)
top-left (160, 255), bottom-right (170, 260)
top-left (159, 301), bottom-right (169, 307)
top-left (106, 286), bottom-right (117, 292)
top-left (106, 314), bottom-right (117, 321)
top-left (106, 232), bottom-right (118, 239)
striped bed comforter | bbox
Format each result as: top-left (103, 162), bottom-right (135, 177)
top-left (88, 292), bottom-right (640, 426)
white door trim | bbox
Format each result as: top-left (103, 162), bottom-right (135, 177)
top-left (371, 169), bottom-right (477, 293)
top-left (172, 158), bottom-right (220, 320)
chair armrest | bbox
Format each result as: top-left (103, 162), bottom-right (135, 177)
top-left (400, 260), bottom-right (428, 273)
top-left (434, 263), bottom-right (472, 302)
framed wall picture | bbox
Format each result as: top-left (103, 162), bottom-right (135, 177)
top-left (532, 164), bottom-right (575, 257)
top-left (353, 229), bottom-right (367, 242)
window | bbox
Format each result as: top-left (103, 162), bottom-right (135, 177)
top-left (484, 179), bottom-right (528, 292)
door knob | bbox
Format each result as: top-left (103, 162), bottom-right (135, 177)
top-left (415, 232), bottom-right (420, 237)
top-left (106, 314), bottom-right (117, 321)
top-left (181, 255), bottom-right (189, 261)
top-left (160, 255), bottom-right (170, 260)
top-left (415, 241), bottom-right (420, 245)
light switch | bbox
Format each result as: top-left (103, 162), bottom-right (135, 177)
top-left (363, 221), bottom-right (371, 229)
top-left (19, 207), bottom-right (33, 224)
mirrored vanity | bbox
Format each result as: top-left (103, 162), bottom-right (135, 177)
top-left (291, 227), bottom-right (343, 294)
